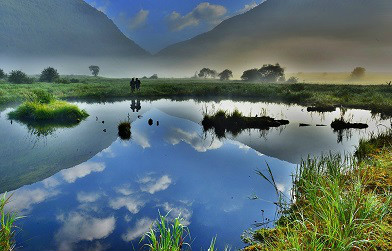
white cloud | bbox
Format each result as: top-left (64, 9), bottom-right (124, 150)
top-left (166, 128), bottom-right (223, 152)
top-left (61, 162), bottom-right (105, 183)
top-left (109, 196), bottom-right (145, 214)
top-left (5, 188), bottom-right (59, 212)
top-left (42, 177), bottom-right (60, 188)
top-left (56, 212), bottom-right (115, 251)
top-left (128, 9), bottom-right (149, 30)
top-left (161, 202), bottom-right (192, 226)
top-left (115, 186), bottom-right (134, 196)
top-left (122, 217), bottom-right (154, 242)
top-left (168, 2), bottom-right (227, 31)
top-left (88, 0), bottom-right (110, 14)
top-left (133, 133), bottom-right (151, 149)
top-left (239, 1), bottom-right (259, 14)
top-left (139, 175), bottom-right (172, 194)
top-left (77, 192), bottom-right (101, 203)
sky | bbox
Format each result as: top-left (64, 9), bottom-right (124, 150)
top-left (84, 0), bottom-right (262, 53)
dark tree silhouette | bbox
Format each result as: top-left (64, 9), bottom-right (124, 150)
top-left (39, 67), bottom-right (59, 82)
top-left (241, 69), bottom-right (262, 81)
top-left (286, 76), bottom-right (299, 84)
top-left (8, 70), bottom-right (31, 84)
top-left (259, 63), bottom-right (285, 82)
top-left (218, 69), bottom-right (233, 81)
top-left (89, 65), bottom-right (100, 77)
top-left (0, 69), bottom-right (5, 79)
top-left (149, 74), bottom-right (158, 79)
top-left (198, 68), bottom-right (217, 79)
top-left (350, 67), bottom-right (366, 80)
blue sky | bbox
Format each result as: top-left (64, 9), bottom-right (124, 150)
top-left (84, 0), bottom-right (262, 53)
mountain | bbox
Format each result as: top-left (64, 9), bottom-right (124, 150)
top-left (0, 0), bottom-right (148, 58)
top-left (157, 0), bottom-right (392, 73)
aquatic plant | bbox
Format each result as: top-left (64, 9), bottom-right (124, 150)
top-left (118, 121), bottom-right (131, 140)
top-left (0, 194), bottom-right (19, 251)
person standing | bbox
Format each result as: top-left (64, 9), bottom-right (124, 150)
top-left (136, 78), bottom-right (141, 91)
top-left (130, 78), bottom-right (136, 93)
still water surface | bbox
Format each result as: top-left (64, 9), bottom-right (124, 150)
top-left (0, 99), bottom-right (389, 251)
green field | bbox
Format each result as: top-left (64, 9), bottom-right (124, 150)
top-left (1, 77), bottom-right (392, 117)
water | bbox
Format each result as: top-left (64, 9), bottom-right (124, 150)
top-left (0, 99), bottom-right (390, 251)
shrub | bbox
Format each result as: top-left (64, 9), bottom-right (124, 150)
top-left (69, 78), bottom-right (79, 83)
top-left (350, 67), bottom-right (366, 80)
top-left (149, 74), bottom-right (158, 79)
top-left (39, 67), bottom-right (59, 83)
top-left (8, 70), bottom-right (33, 84)
top-left (286, 76), bottom-right (299, 84)
top-left (56, 78), bottom-right (70, 84)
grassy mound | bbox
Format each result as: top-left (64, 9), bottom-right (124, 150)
top-left (8, 90), bottom-right (88, 124)
top-left (202, 109), bottom-right (289, 137)
top-left (244, 131), bottom-right (392, 251)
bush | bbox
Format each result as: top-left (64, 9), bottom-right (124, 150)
top-left (56, 78), bottom-right (70, 84)
top-left (69, 78), bottom-right (79, 83)
top-left (149, 74), bottom-right (158, 79)
top-left (350, 67), bottom-right (366, 80)
top-left (39, 67), bottom-right (59, 83)
top-left (8, 70), bottom-right (33, 84)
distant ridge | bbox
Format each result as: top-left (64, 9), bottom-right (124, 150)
top-left (0, 0), bottom-right (149, 58)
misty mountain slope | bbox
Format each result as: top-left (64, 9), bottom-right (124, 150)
top-left (0, 0), bottom-right (148, 58)
top-left (157, 0), bottom-right (392, 72)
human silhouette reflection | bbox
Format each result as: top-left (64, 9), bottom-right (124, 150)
top-left (130, 99), bottom-right (142, 112)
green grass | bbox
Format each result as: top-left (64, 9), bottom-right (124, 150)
top-left (7, 90), bottom-right (88, 124)
top-left (142, 213), bottom-right (228, 251)
top-left (245, 132), bottom-right (392, 251)
top-left (1, 78), bottom-right (392, 117)
top-left (1, 194), bottom-right (19, 251)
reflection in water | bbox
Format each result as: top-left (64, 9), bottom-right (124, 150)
top-left (130, 99), bottom-right (142, 113)
top-left (0, 99), bottom-right (390, 251)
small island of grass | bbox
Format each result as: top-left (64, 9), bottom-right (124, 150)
top-left (8, 90), bottom-right (89, 124)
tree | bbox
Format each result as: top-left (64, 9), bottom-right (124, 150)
top-left (241, 69), bottom-right (262, 82)
top-left (149, 74), bottom-right (158, 79)
top-left (286, 76), bottom-right (299, 84)
top-left (39, 67), bottom-right (59, 82)
top-left (0, 69), bottom-right (5, 79)
top-left (89, 65), bottom-right (100, 77)
top-left (218, 69), bottom-right (233, 81)
top-left (259, 63), bottom-right (285, 82)
top-left (198, 68), bottom-right (217, 79)
top-left (350, 67), bottom-right (366, 80)
top-left (8, 70), bottom-right (31, 84)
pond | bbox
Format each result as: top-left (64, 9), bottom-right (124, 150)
top-left (0, 99), bottom-right (390, 251)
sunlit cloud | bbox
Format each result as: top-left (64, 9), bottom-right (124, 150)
top-left (122, 217), bottom-right (154, 242)
top-left (167, 2), bottom-right (227, 31)
top-left (61, 162), bottom-right (106, 183)
top-left (109, 196), bottom-right (145, 214)
top-left (56, 212), bottom-right (115, 251)
top-left (139, 175), bottom-right (172, 194)
top-left (133, 133), bottom-right (151, 149)
top-left (239, 1), bottom-right (259, 14)
top-left (42, 176), bottom-right (61, 188)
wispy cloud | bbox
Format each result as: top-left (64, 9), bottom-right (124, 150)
top-left (61, 162), bottom-right (105, 183)
top-left (128, 9), bottom-right (149, 30)
top-left (109, 196), bottom-right (145, 214)
top-left (56, 212), bottom-right (115, 251)
top-left (167, 2), bottom-right (227, 31)
top-left (139, 175), bottom-right (172, 194)
top-left (122, 217), bottom-right (154, 241)
top-left (239, 1), bottom-right (259, 14)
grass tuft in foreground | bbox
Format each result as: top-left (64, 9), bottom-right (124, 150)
top-left (1, 194), bottom-right (19, 251)
top-left (245, 132), bottom-right (392, 251)
top-left (142, 213), bottom-right (229, 251)
top-left (8, 90), bottom-right (89, 124)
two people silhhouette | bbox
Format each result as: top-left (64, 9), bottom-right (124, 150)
top-left (130, 78), bottom-right (141, 92)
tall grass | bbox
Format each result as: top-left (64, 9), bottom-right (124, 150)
top-left (249, 152), bottom-right (392, 251)
top-left (0, 194), bottom-right (19, 251)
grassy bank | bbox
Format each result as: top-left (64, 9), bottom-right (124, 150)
top-left (244, 132), bottom-right (392, 251)
top-left (1, 78), bottom-right (392, 117)
top-left (0, 194), bottom-right (18, 251)
top-left (8, 90), bottom-right (88, 124)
